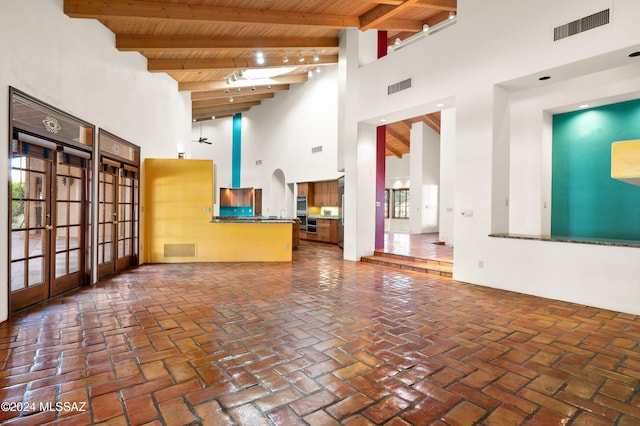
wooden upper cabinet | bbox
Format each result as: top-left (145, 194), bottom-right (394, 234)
top-left (312, 180), bottom-right (338, 207)
top-left (298, 182), bottom-right (314, 205)
top-left (299, 180), bottom-right (338, 207)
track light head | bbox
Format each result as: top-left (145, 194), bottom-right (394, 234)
top-left (298, 52), bottom-right (305, 62)
top-left (448, 11), bottom-right (456, 19)
top-left (282, 54), bottom-right (289, 63)
top-left (313, 51), bottom-right (319, 62)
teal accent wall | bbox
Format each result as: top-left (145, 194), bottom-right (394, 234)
top-left (552, 99), bottom-right (640, 240)
top-left (232, 113), bottom-right (242, 188)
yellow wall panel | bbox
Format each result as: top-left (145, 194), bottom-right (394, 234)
top-left (144, 158), bottom-right (292, 263)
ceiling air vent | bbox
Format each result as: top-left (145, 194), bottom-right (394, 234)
top-left (554, 9), bottom-right (610, 41)
top-left (312, 146), bottom-right (323, 153)
top-left (388, 78), bottom-right (412, 95)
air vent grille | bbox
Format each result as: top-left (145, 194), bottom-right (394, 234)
top-left (554, 9), bottom-right (609, 41)
top-left (312, 146), bottom-right (323, 153)
top-left (164, 243), bottom-right (196, 257)
top-left (388, 78), bottom-right (412, 95)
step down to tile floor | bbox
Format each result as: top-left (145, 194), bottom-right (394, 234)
top-left (361, 251), bottom-right (453, 277)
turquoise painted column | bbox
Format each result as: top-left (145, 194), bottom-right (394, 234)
top-left (232, 113), bottom-right (242, 188)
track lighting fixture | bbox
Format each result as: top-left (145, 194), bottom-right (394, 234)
top-left (229, 96), bottom-right (234, 102)
top-left (313, 51), bottom-right (319, 62)
top-left (231, 73), bottom-right (237, 82)
top-left (282, 54), bottom-right (289, 63)
top-left (298, 52), bottom-right (305, 62)
top-left (226, 76), bottom-right (231, 84)
top-left (308, 70), bottom-right (313, 78)
top-left (315, 66), bottom-right (321, 73)
top-left (256, 50), bottom-right (265, 65)
top-left (390, 13), bottom-right (457, 52)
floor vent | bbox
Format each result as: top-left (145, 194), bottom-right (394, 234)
top-left (554, 9), bottom-right (610, 41)
top-left (312, 145), bottom-right (323, 153)
top-left (388, 78), bottom-right (412, 95)
top-left (164, 243), bottom-right (196, 257)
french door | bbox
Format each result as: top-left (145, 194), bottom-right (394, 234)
top-left (97, 159), bottom-right (139, 278)
top-left (10, 135), bottom-right (90, 312)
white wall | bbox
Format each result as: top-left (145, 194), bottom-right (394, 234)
top-left (190, 65), bottom-right (341, 217)
top-left (0, 0), bottom-right (191, 322)
top-left (352, 0), bottom-right (640, 314)
top-left (439, 108), bottom-right (456, 247)
top-left (410, 122), bottom-right (440, 234)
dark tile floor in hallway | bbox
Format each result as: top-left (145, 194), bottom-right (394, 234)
top-left (1, 240), bottom-right (640, 425)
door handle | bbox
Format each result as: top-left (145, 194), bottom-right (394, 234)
top-left (45, 225), bottom-right (53, 230)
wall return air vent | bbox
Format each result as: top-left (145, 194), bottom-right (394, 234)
top-left (388, 78), bottom-right (412, 95)
top-left (554, 9), bottom-right (610, 41)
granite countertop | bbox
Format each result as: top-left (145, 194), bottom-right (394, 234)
top-left (490, 233), bottom-right (640, 248)
top-left (307, 215), bottom-right (342, 220)
top-left (211, 216), bottom-right (298, 223)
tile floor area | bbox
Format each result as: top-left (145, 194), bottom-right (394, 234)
top-left (1, 240), bottom-right (640, 425)
top-left (383, 232), bottom-right (453, 263)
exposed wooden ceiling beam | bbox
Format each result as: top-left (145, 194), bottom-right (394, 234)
top-left (421, 113), bottom-right (441, 133)
top-left (375, 19), bottom-right (423, 32)
top-left (149, 55), bottom-right (338, 73)
top-left (386, 11), bottom-right (452, 42)
top-left (64, 0), bottom-right (360, 28)
top-left (386, 144), bottom-right (403, 158)
top-left (116, 35), bottom-right (339, 52)
top-left (191, 85), bottom-right (289, 101)
top-left (359, 0), bottom-right (420, 31)
top-left (387, 127), bottom-right (410, 148)
top-left (179, 74), bottom-right (308, 92)
top-left (415, 0), bottom-right (457, 11)
top-left (193, 93), bottom-right (274, 108)
top-left (193, 100), bottom-right (262, 115)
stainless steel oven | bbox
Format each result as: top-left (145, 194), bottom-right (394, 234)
top-left (296, 196), bottom-right (307, 213)
top-left (307, 217), bottom-right (317, 234)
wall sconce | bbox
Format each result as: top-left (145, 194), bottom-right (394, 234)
top-left (178, 152), bottom-right (185, 159)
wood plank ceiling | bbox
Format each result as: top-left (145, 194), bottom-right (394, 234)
top-left (64, 0), bottom-right (456, 156)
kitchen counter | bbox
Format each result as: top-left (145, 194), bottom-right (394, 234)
top-left (307, 215), bottom-right (342, 220)
top-left (211, 216), bottom-right (298, 223)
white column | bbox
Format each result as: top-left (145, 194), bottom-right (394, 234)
top-left (439, 108), bottom-right (456, 247)
top-left (410, 121), bottom-right (440, 234)
top-left (339, 29), bottom-right (378, 261)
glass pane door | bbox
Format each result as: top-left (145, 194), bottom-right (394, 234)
top-left (98, 163), bottom-right (139, 278)
top-left (10, 154), bottom-right (51, 311)
top-left (51, 160), bottom-right (87, 296)
top-left (98, 165), bottom-right (117, 276)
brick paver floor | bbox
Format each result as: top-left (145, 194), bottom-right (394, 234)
top-left (1, 240), bottom-right (639, 425)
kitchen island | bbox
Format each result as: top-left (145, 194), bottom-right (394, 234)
top-left (145, 158), bottom-right (295, 263)
top-left (207, 216), bottom-right (299, 261)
